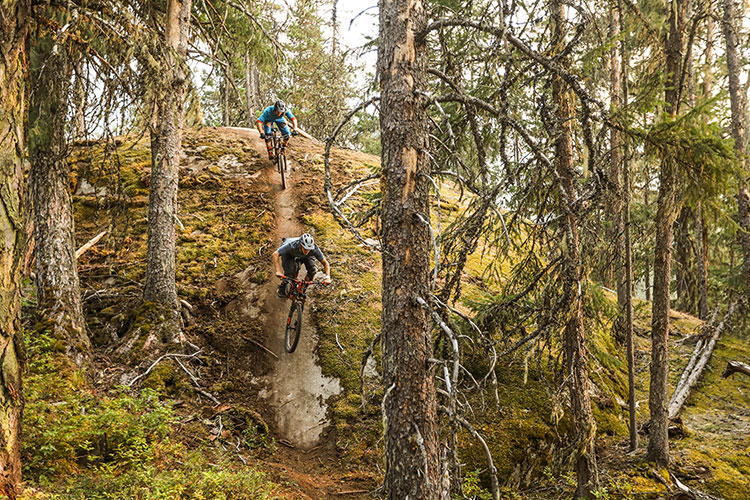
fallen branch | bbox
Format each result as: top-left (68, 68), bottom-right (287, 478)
top-left (127, 351), bottom-right (203, 387)
top-left (670, 471), bottom-right (725, 500)
top-left (668, 302), bottom-right (739, 419)
top-left (722, 360), bottom-right (750, 378)
top-left (175, 358), bottom-right (221, 405)
top-left (75, 230), bottom-right (108, 259)
top-left (241, 335), bottom-right (278, 359)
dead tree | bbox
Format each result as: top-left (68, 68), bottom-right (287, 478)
top-left (668, 302), bottom-right (739, 419)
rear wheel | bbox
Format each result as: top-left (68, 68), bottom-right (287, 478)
top-left (284, 301), bottom-right (303, 353)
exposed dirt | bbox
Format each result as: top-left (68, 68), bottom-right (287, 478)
top-left (216, 128), bottom-right (367, 499)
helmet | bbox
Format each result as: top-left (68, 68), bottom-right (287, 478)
top-left (300, 233), bottom-right (315, 250)
top-left (273, 100), bottom-right (286, 114)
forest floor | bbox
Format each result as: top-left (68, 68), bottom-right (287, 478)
top-left (20, 126), bottom-right (750, 500)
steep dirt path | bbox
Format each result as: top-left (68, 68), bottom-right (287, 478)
top-left (221, 127), bottom-right (342, 448)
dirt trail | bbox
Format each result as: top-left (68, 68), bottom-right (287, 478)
top-left (222, 127), bottom-right (342, 449)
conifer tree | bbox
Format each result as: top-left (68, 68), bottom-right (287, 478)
top-left (378, 0), bottom-right (440, 496)
top-left (29, 2), bottom-right (91, 368)
top-left (0, 0), bottom-right (29, 494)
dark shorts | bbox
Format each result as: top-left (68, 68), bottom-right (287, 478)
top-left (281, 255), bottom-right (317, 280)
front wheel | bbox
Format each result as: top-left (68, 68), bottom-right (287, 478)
top-left (284, 301), bottom-right (303, 353)
top-left (278, 152), bottom-right (287, 189)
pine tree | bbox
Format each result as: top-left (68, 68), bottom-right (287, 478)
top-left (378, 0), bottom-right (440, 496)
top-left (0, 0), bottom-right (30, 494)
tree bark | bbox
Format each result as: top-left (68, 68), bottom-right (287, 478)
top-left (722, 0), bottom-right (750, 294)
top-left (0, 0), bottom-right (29, 495)
top-left (29, 7), bottom-right (91, 368)
top-left (144, 0), bottom-right (192, 340)
top-left (378, 0), bottom-right (440, 497)
top-left (648, 0), bottom-right (686, 467)
top-left (551, 1), bottom-right (598, 496)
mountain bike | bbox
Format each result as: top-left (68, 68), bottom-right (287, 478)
top-left (279, 276), bottom-right (325, 353)
top-left (268, 126), bottom-right (296, 189)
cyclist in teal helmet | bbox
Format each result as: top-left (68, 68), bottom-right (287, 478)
top-left (256, 100), bottom-right (298, 160)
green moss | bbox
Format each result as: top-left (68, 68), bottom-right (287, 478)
top-left (142, 362), bottom-right (192, 398)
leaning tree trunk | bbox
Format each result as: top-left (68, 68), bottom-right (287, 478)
top-left (648, 0), bottom-right (686, 467)
top-left (378, 0), bottom-right (440, 497)
top-left (552, 1), bottom-right (598, 496)
top-left (29, 8), bottom-right (91, 368)
top-left (722, 0), bottom-right (750, 295)
top-left (0, 0), bottom-right (29, 496)
top-left (143, 0), bottom-right (192, 344)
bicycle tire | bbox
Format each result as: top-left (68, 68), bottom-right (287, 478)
top-left (284, 301), bottom-right (303, 353)
top-left (278, 150), bottom-right (286, 189)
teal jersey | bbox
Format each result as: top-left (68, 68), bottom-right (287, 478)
top-left (257, 106), bottom-right (295, 123)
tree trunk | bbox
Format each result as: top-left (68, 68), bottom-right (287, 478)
top-left (620, 2), bottom-right (638, 451)
top-left (72, 52), bottom-right (86, 140)
top-left (378, 0), bottom-right (440, 497)
top-left (0, 0), bottom-right (29, 495)
top-left (244, 50), bottom-right (255, 127)
top-left (722, 0), bottom-right (750, 294)
top-left (674, 207), bottom-right (697, 314)
top-left (609, 2), bottom-right (625, 307)
top-left (222, 70), bottom-right (230, 127)
top-left (645, 168), bottom-right (651, 301)
top-left (143, 0), bottom-right (192, 341)
top-left (29, 6), bottom-right (91, 368)
top-left (696, 17), bottom-right (712, 320)
top-left (648, 0), bottom-right (686, 467)
top-left (552, 1), bottom-right (598, 496)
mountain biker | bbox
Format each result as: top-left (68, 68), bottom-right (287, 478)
top-left (256, 100), bottom-right (298, 160)
top-left (272, 233), bottom-right (331, 298)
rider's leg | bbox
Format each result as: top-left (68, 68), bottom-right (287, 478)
top-left (277, 120), bottom-right (291, 149)
top-left (263, 123), bottom-right (275, 159)
top-left (301, 257), bottom-right (317, 281)
top-left (278, 256), bottom-right (299, 298)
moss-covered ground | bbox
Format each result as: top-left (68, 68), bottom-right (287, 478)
top-left (284, 135), bottom-right (750, 499)
top-left (20, 127), bottom-right (750, 499)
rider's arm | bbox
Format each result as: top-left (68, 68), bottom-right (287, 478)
top-left (320, 258), bottom-right (331, 284)
top-left (272, 251), bottom-right (284, 278)
top-left (290, 116), bottom-right (298, 131)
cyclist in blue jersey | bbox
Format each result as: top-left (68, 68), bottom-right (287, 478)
top-left (256, 100), bottom-right (299, 160)
top-left (272, 233), bottom-right (331, 298)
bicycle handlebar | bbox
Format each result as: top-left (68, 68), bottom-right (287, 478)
top-left (280, 276), bottom-right (329, 286)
